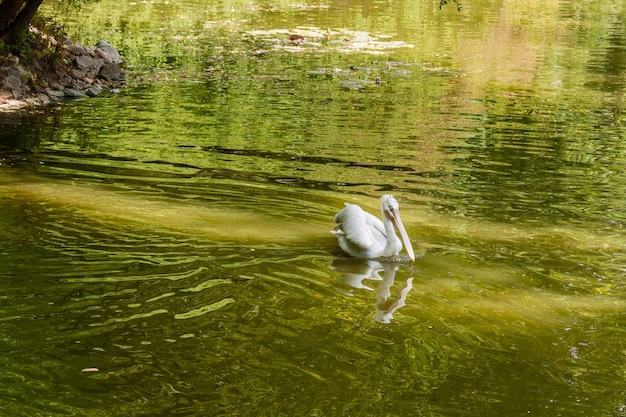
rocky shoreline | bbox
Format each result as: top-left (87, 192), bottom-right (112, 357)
top-left (0, 27), bottom-right (125, 112)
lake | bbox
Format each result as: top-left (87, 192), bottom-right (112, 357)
top-left (1, 0), bottom-right (625, 415)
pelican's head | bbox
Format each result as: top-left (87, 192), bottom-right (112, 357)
top-left (381, 194), bottom-right (415, 262)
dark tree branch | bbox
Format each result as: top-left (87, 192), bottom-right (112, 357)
top-left (0, 0), bottom-right (46, 44)
top-left (439, 0), bottom-right (462, 12)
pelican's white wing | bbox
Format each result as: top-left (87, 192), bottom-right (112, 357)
top-left (333, 203), bottom-right (386, 250)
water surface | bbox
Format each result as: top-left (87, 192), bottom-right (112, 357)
top-left (1, 0), bottom-right (625, 415)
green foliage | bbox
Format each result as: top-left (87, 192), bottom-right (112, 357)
top-left (52, 0), bottom-right (101, 16)
top-left (11, 28), bottom-right (33, 56)
top-left (0, 28), bottom-right (31, 57)
top-left (0, 0), bottom-right (96, 56)
top-left (0, 14), bottom-right (68, 80)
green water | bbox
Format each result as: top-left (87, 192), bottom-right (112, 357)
top-left (1, 0), bottom-right (625, 415)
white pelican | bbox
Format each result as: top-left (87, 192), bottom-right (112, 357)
top-left (332, 194), bottom-right (415, 262)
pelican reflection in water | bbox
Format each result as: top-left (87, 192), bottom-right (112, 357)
top-left (332, 258), bottom-right (413, 323)
top-left (332, 194), bottom-right (415, 262)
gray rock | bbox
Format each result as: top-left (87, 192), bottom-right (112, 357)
top-left (75, 54), bottom-right (103, 79)
top-left (71, 68), bottom-right (86, 80)
top-left (3, 74), bottom-right (21, 91)
top-left (16, 65), bottom-right (31, 79)
top-left (37, 93), bottom-right (51, 103)
top-left (76, 54), bottom-right (96, 71)
top-left (46, 88), bottom-right (65, 97)
top-left (70, 43), bottom-right (88, 56)
top-left (2, 66), bottom-right (21, 77)
top-left (0, 39), bottom-right (125, 108)
top-left (98, 63), bottom-right (123, 81)
top-left (85, 86), bottom-right (101, 97)
top-left (95, 41), bottom-right (123, 64)
top-left (72, 80), bottom-right (87, 90)
top-left (63, 87), bottom-right (87, 98)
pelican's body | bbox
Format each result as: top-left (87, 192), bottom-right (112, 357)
top-left (332, 195), bottom-right (415, 262)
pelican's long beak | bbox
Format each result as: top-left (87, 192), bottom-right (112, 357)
top-left (390, 212), bottom-right (415, 262)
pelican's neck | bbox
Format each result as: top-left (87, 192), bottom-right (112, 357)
top-left (381, 209), bottom-right (394, 235)
top-left (381, 209), bottom-right (401, 253)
